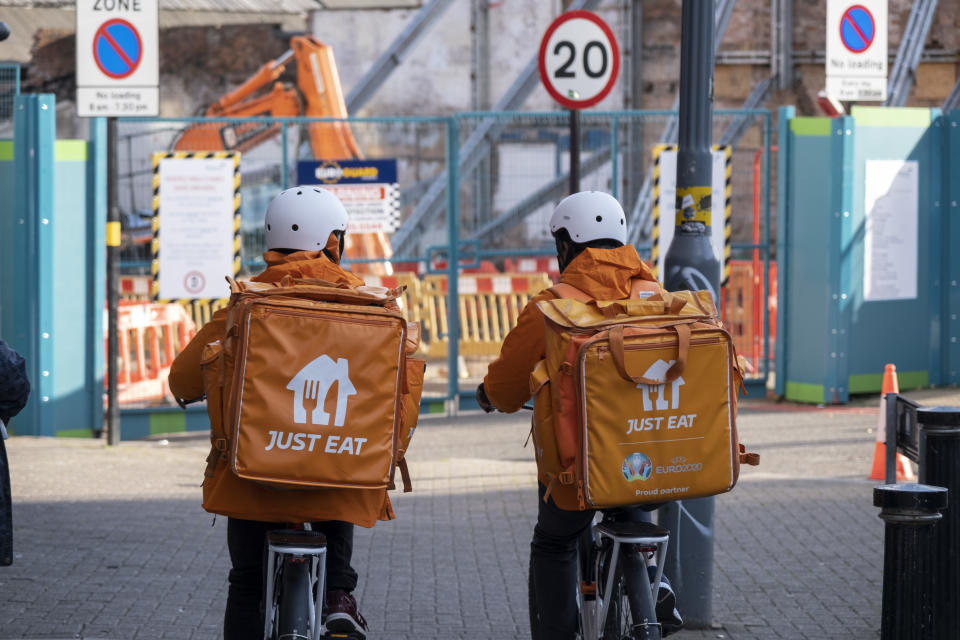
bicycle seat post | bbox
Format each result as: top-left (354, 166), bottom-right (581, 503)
top-left (264, 529), bottom-right (329, 640)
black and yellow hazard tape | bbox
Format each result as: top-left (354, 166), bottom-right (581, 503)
top-left (720, 145), bottom-right (731, 287)
top-left (650, 144), bottom-right (733, 286)
top-left (650, 144), bottom-right (677, 281)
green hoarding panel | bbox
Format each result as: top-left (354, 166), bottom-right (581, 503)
top-left (848, 370), bottom-right (929, 394)
top-left (789, 118), bottom-right (832, 137)
top-left (785, 381), bottom-right (825, 404)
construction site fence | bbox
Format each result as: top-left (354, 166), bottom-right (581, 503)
top-left (115, 258), bottom-right (774, 407)
top-left (113, 109), bottom-right (773, 405)
top-left (0, 64), bottom-right (19, 126)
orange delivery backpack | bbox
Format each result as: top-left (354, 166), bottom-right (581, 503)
top-left (528, 283), bottom-right (758, 511)
top-left (200, 276), bottom-right (425, 513)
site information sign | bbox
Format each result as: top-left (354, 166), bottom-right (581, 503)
top-left (864, 159), bottom-right (918, 301)
top-left (297, 159), bottom-right (401, 234)
top-left (76, 0), bottom-right (159, 117)
top-left (825, 0), bottom-right (888, 101)
top-left (154, 154), bottom-right (240, 301)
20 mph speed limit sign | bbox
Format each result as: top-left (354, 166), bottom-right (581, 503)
top-left (538, 10), bottom-right (620, 110)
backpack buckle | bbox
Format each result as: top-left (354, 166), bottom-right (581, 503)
top-left (559, 470), bottom-right (575, 485)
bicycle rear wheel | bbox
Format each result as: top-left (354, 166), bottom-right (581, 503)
top-left (615, 547), bottom-right (661, 640)
top-left (599, 544), bottom-right (633, 640)
top-left (275, 556), bottom-right (313, 640)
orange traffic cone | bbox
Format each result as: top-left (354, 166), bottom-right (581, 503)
top-left (868, 364), bottom-right (916, 481)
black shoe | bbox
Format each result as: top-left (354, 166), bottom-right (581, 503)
top-left (655, 580), bottom-right (683, 636)
top-left (324, 589), bottom-right (368, 639)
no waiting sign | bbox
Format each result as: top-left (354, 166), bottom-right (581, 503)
top-left (538, 10), bottom-right (620, 110)
top-left (825, 0), bottom-right (887, 101)
top-left (76, 0), bottom-right (159, 117)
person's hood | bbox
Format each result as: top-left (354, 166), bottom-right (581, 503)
top-left (254, 249), bottom-right (363, 286)
top-left (559, 245), bottom-right (657, 299)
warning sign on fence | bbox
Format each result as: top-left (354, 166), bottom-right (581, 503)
top-left (152, 152), bottom-right (241, 301)
top-left (297, 159), bottom-right (401, 234)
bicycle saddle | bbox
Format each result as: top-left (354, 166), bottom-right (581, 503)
top-left (594, 520), bottom-right (670, 539)
top-left (267, 529), bottom-right (328, 548)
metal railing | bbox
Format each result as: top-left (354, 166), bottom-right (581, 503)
top-left (0, 64), bottom-right (20, 126)
top-left (112, 109), bottom-right (773, 406)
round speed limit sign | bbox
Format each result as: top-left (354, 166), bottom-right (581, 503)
top-left (538, 10), bottom-right (620, 110)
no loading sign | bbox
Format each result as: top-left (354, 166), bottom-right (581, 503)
top-left (75, 0), bottom-right (159, 116)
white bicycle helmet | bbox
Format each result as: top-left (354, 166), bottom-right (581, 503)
top-left (549, 191), bottom-right (627, 245)
top-left (265, 186), bottom-right (348, 252)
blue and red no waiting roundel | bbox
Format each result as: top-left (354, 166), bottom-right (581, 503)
top-left (93, 18), bottom-right (142, 79)
top-left (839, 4), bottom-right (875, 54)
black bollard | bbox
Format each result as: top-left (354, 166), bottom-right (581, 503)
top-left (874, 483), bottom-right (947, 640)
top-left (917, 407), bottom-right (960, 639)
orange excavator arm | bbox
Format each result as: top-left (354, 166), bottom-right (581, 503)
top-left (291, 36), bottom-right (363, 160)
top-left (173, 36), bottom-right (362, 158)
top-left (172, 36), bottom-right (391, 274)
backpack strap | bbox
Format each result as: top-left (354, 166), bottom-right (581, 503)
top-left (739, 443), bottom-right (760, 466)
top-left (203, 437), bottom-right (229, 478)
top-left (398, 457), bottom-right (413, 493)
top-left (390, 456), bottom-right (413, 493)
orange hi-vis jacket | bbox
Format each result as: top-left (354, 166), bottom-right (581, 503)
top-left (169, 249), bottom-right (397, 526)
top-left (482, 245), bottom-right (661, 509)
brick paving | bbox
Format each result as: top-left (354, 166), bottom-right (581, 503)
top-left (2, 387), bottom-right (957, 640)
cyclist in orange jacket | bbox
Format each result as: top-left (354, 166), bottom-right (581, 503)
top-left (476, 191), bottom-right (682, 639)
top-left (170, 187), bottom-right (371, 640)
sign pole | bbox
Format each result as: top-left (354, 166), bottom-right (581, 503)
top-left (106, 116), bottom-right (120, 445)
top-left (659, 0), bottom-right (719, 628)
top-left (569, 108), bottom-right (581, 194)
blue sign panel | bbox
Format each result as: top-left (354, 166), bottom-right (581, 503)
top-left (94, 19), bottom-right (143, 79)
top-left (297, 159), bottom-right (398, 186)
top-left (840, 5), bottom-right (875, 54)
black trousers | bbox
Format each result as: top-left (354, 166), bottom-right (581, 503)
top-left (223, 517), bottom-right (358, 640)
top-left (529, 484), bottom-right (655, 640)
top-left (0, 434), bottom-right (11, 566)
top-left (529, 484), bottom-right (597, 640)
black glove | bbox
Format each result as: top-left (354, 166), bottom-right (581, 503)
top-left (476, 383), bottom-right (495, 413)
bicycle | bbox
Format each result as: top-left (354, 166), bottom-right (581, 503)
top-left (480, 396), bottom-right (675, 640)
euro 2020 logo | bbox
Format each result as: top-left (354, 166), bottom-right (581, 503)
top-left (622, 452), bottom-right (653, 482)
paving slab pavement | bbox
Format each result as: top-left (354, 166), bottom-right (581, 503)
top-left (2, 387), bottom-right (958, 640)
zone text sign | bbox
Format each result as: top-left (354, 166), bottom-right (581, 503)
top-left (825, 0), bottom-right (887, 101)
top-left (76, 0), bottom-right (159, 117)
top-left (538, 10), bottom-right (620, 110)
